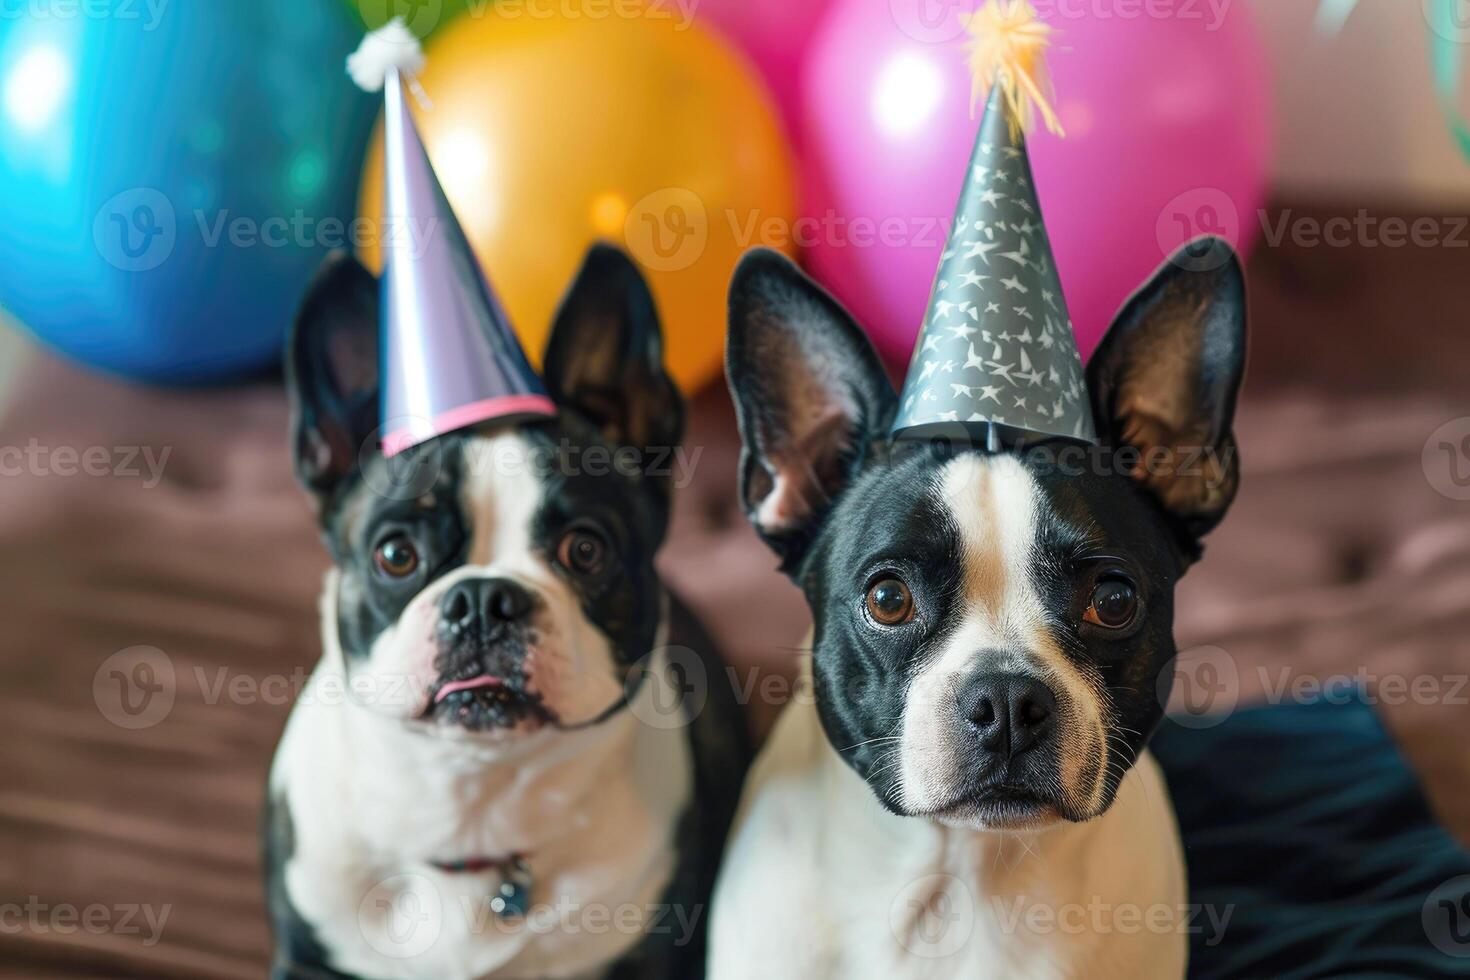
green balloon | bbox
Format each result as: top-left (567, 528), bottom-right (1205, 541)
top-left (344, 0), bottom-right (476, 36)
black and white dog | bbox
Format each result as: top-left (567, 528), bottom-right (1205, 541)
top-left (265, 244), bottom-right (748, 979)
top-left (710, 240), bottom-right (1247, 978)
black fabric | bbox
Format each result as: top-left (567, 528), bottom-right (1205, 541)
top-left (1153, 695), bottom-right (1470, 978)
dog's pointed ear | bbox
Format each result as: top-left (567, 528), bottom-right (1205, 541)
top-left (725, 248), bottom-right (897, 572)
top-left (1087, 237), bottom-right (1248, 549)
top-left (287, 251), bottom-right (381, 503)
top-left (544, 243), bottom-right (684, 498)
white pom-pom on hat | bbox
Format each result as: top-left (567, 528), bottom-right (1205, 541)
top-left (347, 18), bottom-right (425, 92)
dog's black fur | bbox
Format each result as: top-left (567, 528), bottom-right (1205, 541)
top-left (724, 239), bottom-right (1247, 825)
top-left (264, 244), bottom-right (750, 979)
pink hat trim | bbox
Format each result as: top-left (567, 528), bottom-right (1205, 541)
top-left (382, 394), bottom-right (558, 458)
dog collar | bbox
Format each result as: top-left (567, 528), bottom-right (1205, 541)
top-left (430, 855), bottom-right (533, 919)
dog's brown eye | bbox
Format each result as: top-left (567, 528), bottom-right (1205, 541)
top-left (557, 528), bottom-right (607, 576)
top-left (1084, 577), bottom-right (1138, 629)
top-left (866, 577), bottom-right (914, 626)
top-left (374, 535), bottom-right (419, 578)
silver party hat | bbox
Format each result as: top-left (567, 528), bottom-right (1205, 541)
top-left (349, 20), bottom-right (555, 458)
top-left (892, 1), bottom-right (1096, 447)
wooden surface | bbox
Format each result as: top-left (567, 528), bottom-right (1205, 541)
top-left (1, 205), bottom-right (1468, 975)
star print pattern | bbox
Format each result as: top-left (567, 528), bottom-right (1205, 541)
top-left (963, 240), bottom-right (999, 264)
top-left (894, 88), bottom-right (1097, 445)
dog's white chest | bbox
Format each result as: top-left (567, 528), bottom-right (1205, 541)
top-left (272, 659), bottom-right (693, 980)
top-left (708, 688), bottom-right (1187, 980)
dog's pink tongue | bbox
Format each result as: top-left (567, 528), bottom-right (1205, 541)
top-left (435, 676), bottom-right (503, 703)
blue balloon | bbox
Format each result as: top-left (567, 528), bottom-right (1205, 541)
top-left (0, 0), bottom-right (374, 382)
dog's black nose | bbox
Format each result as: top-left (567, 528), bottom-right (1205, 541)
top-left (960, 673), bottom-right (1056, 758)
top-left (441, 578), bottom-right (533, 632)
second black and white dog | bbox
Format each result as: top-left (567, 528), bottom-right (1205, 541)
top-left (711, 240), bottom-right (1247, 978)
top-left (265, 244), bottom-right (748, 979)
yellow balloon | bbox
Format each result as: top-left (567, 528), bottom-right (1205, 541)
top-left (359, 7), bottom-right (796, 395)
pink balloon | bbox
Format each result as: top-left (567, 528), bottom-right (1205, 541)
top-left (694, 0), bottom-right (834, 139)
top-left (800, 0), bottom-right (1272, 364)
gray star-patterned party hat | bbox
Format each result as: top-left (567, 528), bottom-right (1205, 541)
top-left (892, 1), bottom-right (1096, 447)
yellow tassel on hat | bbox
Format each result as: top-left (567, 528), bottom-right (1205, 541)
top-left (961, 0), bottom-right (1064, 137)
